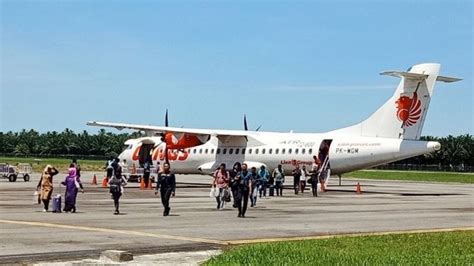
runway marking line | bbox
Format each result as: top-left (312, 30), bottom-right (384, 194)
top-left (1, 219), bottom-right (472, 247)
top-left (0, 219), bottom-right (227, 246)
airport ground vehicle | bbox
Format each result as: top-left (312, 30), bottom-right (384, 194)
top-left (0, 163), bottom-right (32, 182)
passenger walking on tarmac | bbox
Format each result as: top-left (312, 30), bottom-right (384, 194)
top-left (61, 165), bottom-right (84, 213)
top-left (258, 165), bottom-right (270, 198)
top-left (273, 165), bottom-right (285, 196)
top-left (310, 164), bottom-right (319, 197)
top-left (300, 165), bottom-right (308, 193)
top-left (292, 165), bottom-right (302, 194)
top-left (143, 160), bottom-right (152, 188)
top-left (71, 159), bottom-right (81, 178)
top-left (108, 166), bottom-right (127, 215)
top-left (112, 158), bottom-right (122, 180)
top-left (268, 167), bottom-right (275, 197)
top-left (36, 165), bottom-right (59, 212)
top-left (212, 163), bottom-right (230, 210)
top-left (105, 157), bottom-right (114, 180)
top-left (155, 163), bottom-right (176, 216)
top-left (235, 163), bottom-right (252, 218)
top-left (250, 167), bottom-right (259, 207)
top-left (230, 162), bottom-right (242, 208)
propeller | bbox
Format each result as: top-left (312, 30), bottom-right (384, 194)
top-left (244, 114), bottom-right (249, 131)
top-left (244, 114), bottom-right (262, 131)
top-left (162, 109), bottom-right (170, 164)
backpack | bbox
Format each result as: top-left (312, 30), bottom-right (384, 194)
top-left (109, 177), bottom-right (121, 194)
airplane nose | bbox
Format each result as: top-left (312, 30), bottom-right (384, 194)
top-left (427, 141), bottom-right (441, 151)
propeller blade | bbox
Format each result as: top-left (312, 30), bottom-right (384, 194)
top-left (244, 114), bottom-right (248, 131)
top-left (255, 125), bottom-right (262, 131)
top-left (165, 109), bottom-right (169, 127)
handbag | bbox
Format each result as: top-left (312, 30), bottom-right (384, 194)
top-left (213, 187), bottom-right (221, 197)
top-left (224, 188), bottom-right (231, 202)
top-left (33, 191), bottom-right (40, 204)
top-left (209, 187), bottom-right (216, 198)
top-left (74, 177), bottom-right (81, 189)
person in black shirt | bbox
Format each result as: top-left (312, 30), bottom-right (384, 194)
top-left (229, 162), bottom-right (242, 208)
top-left (155, 162), bottom-right (176, 216)
top-left (234, 163), bottom-right (252, 218)
top-left (143, 160), bottom-right (151, 188)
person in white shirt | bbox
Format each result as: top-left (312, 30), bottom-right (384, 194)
top-left (300, 165), bottom-right (308, 193)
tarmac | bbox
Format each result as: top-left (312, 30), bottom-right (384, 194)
top-left (0, 171), bottom-right (472, 264)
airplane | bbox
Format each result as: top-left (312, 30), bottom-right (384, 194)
top-left (87, 63), bottom-right (461, 184)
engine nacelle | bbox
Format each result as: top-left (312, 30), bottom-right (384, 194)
top-left (165, 133), bottom-right (208, 149)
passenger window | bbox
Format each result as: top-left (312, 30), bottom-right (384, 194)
top-left (288, 148), bottom-right (292, 154)
top-left (217, 148), bottom-right (221, 154)
top-left (229, 148), bottom-right (234, 155)
top-left (275, 148), bottom-right (279, 154)
top-left (262, 149), bottom-right (266, 154)
top-left (223, 148), bottom-right (227, 154)
top-left (242, 148), bottom-right (246, 154)
top-left (295, 149), bottom-right (299, 154)
top-left (248, 149), bottom-right (252, 154)
top-left (235, 148), bottom-right (240, 155)
top-left (193, 149), bottom-right (196, 154)
top-left (255, 149), bottom-right (259, 154)
top-left (302, 148), bottom-right (306, 154)
top-left (211, 149), bottom-right (215, 154)
top-left (205, 149), bottom-right (208, 154)
top-left (282, 149), bottom-right (286, 154)
top-left (309, 148), bottom-right (313, 155)
top-left (269, 149), bottom-right (273, 154)
top-left (199, 149), bottom-right (203, 154)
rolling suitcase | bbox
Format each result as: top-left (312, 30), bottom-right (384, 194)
top-left (269, 185), bottom-right (274, 196)
top-left (52, 194), bottom-right (62, 213)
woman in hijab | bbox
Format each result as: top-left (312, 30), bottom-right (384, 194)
top-left (36, 165), bottom-right (59, 212)
top-left (61, 164), bottom-right (84, 213)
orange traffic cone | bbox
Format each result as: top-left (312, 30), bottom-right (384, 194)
top-left (102, 177), bottom-right (108, 188)
top-left (356, 182), bottom-right (362, 194)
top-left (91, 174), bottom-right (98, 185)
top-left (140, 177), bottom-right (146, 190)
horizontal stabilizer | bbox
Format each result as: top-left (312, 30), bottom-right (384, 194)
top-left (380, 71), bottom-right (428, 81)
top-left (380, 71), bottom-right (461, 83)
top-left (436, 75), bottom-right (462, 83)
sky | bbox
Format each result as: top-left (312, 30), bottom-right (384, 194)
top-left (1, 0), bottom-right (472, 137)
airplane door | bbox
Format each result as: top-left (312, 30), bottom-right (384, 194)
top-left (318, 139), bottom-right (333, 165)
top-left (318, 139), bottom-right (333, 185)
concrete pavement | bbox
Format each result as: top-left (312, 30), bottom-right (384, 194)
top-left (0, 172), bottom-right (472, 264)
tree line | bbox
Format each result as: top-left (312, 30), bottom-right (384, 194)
top-left (0, 129), bottom-right (472, 167)
top-left (0, 129), bottom-right (144, 159)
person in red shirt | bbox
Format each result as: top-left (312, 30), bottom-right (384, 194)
top-left (212, 163), bottom-right (230, 210)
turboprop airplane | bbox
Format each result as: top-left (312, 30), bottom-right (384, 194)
top-left (87, 63), bottom-right (460, 181)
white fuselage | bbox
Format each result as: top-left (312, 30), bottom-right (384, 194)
top-left (118, 132), bottom-right (440, 176)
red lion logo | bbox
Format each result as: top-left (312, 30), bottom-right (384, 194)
top-left (395, 92), bottom-right (422, 127)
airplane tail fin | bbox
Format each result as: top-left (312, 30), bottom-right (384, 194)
top-left (330, 63), bottom-right (461, 140)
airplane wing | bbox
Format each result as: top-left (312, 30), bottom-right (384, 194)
top-left (86, 121), bottom-right (250, 138)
